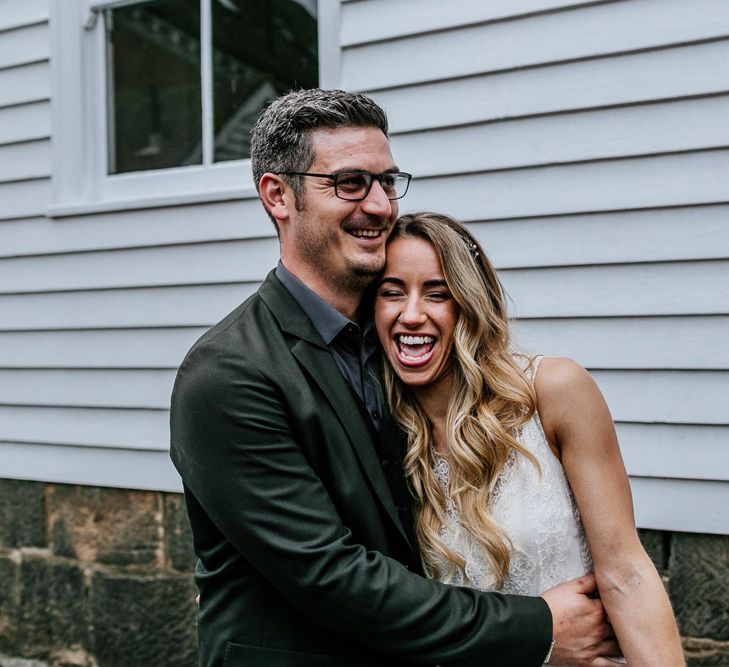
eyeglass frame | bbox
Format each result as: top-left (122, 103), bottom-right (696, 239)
top-left (272, 170), bottom-right (412, 201)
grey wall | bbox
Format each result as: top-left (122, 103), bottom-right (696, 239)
top-left (0, 0), bottom-right (727, 533)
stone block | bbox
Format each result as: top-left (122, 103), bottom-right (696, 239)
top-left (17, 556), bottom-right (87, 659)
top-left (90, 570), bottom-right (197, 667)
top-left (0, 657), bottom-right (52, 667)
top-left (163, 494), bottom-right (196, 573)
top-left (0, 480), bottom-right (46, 549)
top-left (47, 485), bottom-right (163, 567)
top-left (684, 638), bottom-right (729, 667)
top-left (0, 557), bottom-right (20, 654)
top-left (638, 528), bottom-right (670, 575)
top-left (669, 533), bottom-right (729, 641)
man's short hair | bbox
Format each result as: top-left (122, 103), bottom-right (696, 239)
top-left (250, 88), bottom-right (389, 228)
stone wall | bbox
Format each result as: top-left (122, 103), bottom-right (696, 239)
top-left (639, 528), bottom-right (729, 666)
top-left (0, 478), bottom-right (727, 666)
top-left (0, 480), bottom-right (197, 667)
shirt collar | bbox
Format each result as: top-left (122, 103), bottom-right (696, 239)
top-left (275, 262), bottom-right (357, 345)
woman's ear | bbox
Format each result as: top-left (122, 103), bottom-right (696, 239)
top-left (258, 173), bottom-right (291, 225)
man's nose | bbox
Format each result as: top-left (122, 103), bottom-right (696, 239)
top-left (360, 179), bottom-right (394, 218)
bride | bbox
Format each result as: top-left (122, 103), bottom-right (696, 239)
top-left (374, 212), bottom-right (684, 666)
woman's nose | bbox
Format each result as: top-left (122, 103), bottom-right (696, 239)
top-left (398, 299), bottom-right (427, 327)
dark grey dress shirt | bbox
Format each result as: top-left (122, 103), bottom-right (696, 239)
top-left (275, 262), bottom-right (385, 433)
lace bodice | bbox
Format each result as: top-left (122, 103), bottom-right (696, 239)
top-left (432, 356), bottom-right (592, 595)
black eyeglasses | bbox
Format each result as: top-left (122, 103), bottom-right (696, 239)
top-left (273, 170), bottom-right (412, 201)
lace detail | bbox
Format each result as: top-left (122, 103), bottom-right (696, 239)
top-left (432, 356), bottom-right (593, 595)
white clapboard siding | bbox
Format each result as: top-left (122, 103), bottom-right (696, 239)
top-left (0, 369), bottom-right (176, 409)
top-left (391, 95), bottom-right (729, 178)
top-left (1, 316), bottom-right (726, 371)
top-left (0, 101), bottom-right (50, 145)
top-left (591, 370), bottom-right (729, 425)
top-left (3, 203), bottom-right (727, 270)
top-left (0, 328), bottom-right (206, 369)
top-left (0, 60), bottom-right (49, 107)
top-left (343, 0), bottom-right (729, 91)
top-left (0, 199), bottom-right (269, 257)
top-left (617, 423), bottom-right (729, 481)
top-left (375, 40), bottom-right (729, 133)
top-left (0, 0), bottom-right (48, 32)
top-left (0, 405), bottom-right (169, 450)
top-left (467, 205), bottom-right (729, 268)
top-left (0, 21), bottom-right (49, 69)
top-left (501, 260), bottom-right (729, 318)
top-left (0, 179), bottom-right (51, 220)
top-left (512, 316), bottom-right (729, 370)
top-left (0, 239), bottom-right (279, 293)
top-left (1, 270), bottom-right (726, 331)
top-left (340, 0), bottom-right (596, 44)
top-left (7, 368), bottom-right (729, 428)
top-left (0, 139), bottom-right (50, 182)
top-left (405, 150), bottom-right (729, 221)
top-left (631, 478), bottom-right (729, 534)
top-left (0, 0), bottom-right (725, 536)
top-left (1, 442), bottom-right (182, 492)
top-left (0, 283), bottom-right (257, 330)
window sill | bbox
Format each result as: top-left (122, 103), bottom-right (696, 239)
top-left (47, 183), bottom-right (258, 218)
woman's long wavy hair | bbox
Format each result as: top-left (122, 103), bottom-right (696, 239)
top-left (381, 212), bottom-right (539, 587)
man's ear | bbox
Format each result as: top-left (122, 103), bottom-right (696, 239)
top-left (259, 173), bottom-right (291, 225)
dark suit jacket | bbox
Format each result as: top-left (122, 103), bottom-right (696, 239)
top-left (170, 271), bottom-right (552, 667)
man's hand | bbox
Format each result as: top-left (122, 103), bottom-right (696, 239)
top-left (540, 574), bottom-right (622, 666)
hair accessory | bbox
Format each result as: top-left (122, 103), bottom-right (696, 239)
top-left (465, 238), bottom-right (479, 260)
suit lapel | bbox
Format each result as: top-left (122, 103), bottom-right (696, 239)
top-left (258, 272), bottom-right (414, 550)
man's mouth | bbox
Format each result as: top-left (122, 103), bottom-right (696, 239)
top-left (349, 228), bottom-right (383, 238)
top-left (395, 334), bottom-right (436, 366)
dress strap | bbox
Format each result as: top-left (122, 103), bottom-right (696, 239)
top-left (526, 355), bottom-right (545, 381)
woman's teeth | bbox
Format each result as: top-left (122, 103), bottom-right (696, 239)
top-left (398, 335), bottom-right (433, 345)
top-left (397, 334), bottom-right (435, 361)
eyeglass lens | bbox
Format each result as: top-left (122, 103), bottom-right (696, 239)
top-left (335, 172), bottom-right (410, 200)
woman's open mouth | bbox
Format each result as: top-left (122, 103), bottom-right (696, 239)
top-left (394, 334), bottom-right (436, 367)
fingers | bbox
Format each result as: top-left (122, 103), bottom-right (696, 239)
top-left (590, 658), bottom-right (627, 667)
top-left (572, 572), bottom-right (597, 595)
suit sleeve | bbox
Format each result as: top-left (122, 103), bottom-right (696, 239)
top-left (170, 340), bottom-right (552, 666)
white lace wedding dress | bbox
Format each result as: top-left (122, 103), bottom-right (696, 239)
top-left (432, 356), bottom-right (593, 595)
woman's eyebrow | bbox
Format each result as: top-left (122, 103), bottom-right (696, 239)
top-left (378, 276), bottom-right (404, 286)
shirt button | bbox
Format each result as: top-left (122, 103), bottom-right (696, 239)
top-left (381, 459), bottom-right (391, 470)
top-left (371, 411), bottom-right (379, 420)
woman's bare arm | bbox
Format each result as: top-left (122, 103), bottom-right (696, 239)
top-left (535, 357), bottom-right (684, 667)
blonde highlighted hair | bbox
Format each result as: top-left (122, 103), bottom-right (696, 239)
top-left (382, 212), bottom-right (539, 586)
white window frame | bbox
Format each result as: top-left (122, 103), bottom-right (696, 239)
top-left (48, 0), bottom-right (340, 217)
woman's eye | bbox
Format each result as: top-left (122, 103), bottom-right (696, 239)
top-left (378, 289), bottom-right (404, 298)
top-left (428, 292), bottom-right (451, 301)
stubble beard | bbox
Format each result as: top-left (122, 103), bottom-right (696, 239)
top-left (340, 251), bottom-right (385, 292)
top-left (296, 209), bottom-right (388, 294)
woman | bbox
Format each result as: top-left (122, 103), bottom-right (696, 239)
top-left (374, 212), bottom-right (684, 666)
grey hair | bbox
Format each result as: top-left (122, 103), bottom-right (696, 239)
top-left (250, 88), bottom-right (389, 230)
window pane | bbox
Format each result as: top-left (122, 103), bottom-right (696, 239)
top-left (211, 0), bottom-right (318, 163)
top-left (106, 0), bottom-right (202, 174)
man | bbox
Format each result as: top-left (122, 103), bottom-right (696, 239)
top-left (170, 88), bottom-right (615, 666)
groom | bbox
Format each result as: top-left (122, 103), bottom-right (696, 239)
top-left (170, 88), bottom-right (614, 666)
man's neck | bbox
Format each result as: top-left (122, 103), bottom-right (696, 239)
top-left (280, 261), bottom-right (368, 322)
